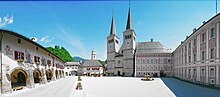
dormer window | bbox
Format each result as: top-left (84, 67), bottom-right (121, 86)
top-left (210, 28), bottom-right (215, 38)
top-left (18, 39), bottom-right (21, 44)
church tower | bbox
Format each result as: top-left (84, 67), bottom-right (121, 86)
top-left (91, 49), bottom-right (96, 60)
top-left (107, 14), bottom-right (120, 74)
top-left (121, 7), bottom-right (136, 76)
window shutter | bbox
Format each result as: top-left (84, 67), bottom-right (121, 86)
top-left (34, 56), bottom-right (36, 62)
top-left (21, 52), bottom-right (24, 60)
top-left (38, 57), bottom-right (40, 62)
top-left (14, 51), bottom-right (18, 60)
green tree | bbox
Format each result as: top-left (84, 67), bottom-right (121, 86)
top-left (47, 46), bottom-right (76, 62)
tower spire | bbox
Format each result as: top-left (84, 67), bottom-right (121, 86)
top-left (110, 9), bottom-right (117, 35)
top-left (126, 1), bottom-right (133, 30)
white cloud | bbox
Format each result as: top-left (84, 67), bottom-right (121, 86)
top-left (40, 35), bottom-right (54, 43)
top-left (0, 15), bottom-right (13, 28)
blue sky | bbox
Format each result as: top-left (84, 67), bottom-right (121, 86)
top-left (0, 1), bottom-right (219, 60)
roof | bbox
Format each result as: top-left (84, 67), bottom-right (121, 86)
top-left (136, 42), bottom-right (172, 54)
top-left (173, 12), bottom-right (220, 53)
top-left (65, 62), bottom-right (80, 66)
top-left (126, 7), bottom-right (133, 30)
top-left (0, 29), bottom-right (66, 63)
top-left (110, 15), bottom-right (117, 35)
top-left (81, 60), bottom-right (102, 67)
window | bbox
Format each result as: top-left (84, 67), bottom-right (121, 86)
top-left (202, 51), bottom-right (205, 60)
top-left (210, 48), bottom-right (215, 59)
top-left (202, 33), bottom-right (205, 42)
top-left (168, 59), bottom-right (171, 63)
top-left (188, 42), bottom-right (191, 49)
top-left (36, 47), bottom-right (38, 50)
top-left (18, 39), bottom-right (21, 44)
top-left (193, 69), bottom-right (196, 76)
top-left (188, 68), bottom-right (191, 75)
top-left (47, 60), bottom-right (51, 65)
top-left (108, 39), bottom-right (114, 43)
top-left (161, 59), bottom-right (163, 64)
top-left (188, 56), bottom-right (191, 63)
top-left (116, 40), bottom-right (118, 44)
top-left (193, 53), bottom-right (196, 62)
top-left (34, 56), bottom-right (40, 63)
top-left (193, 38), bottom-right (196, 46)
top-left (201, 68), bottom-right (205, 76)
top-left (14, 51), bottom-right (24, 60)
top-left (209, 68), bottom-right (215, 77)
top-left (151, 59), bottom-right (153, 64)
top-left (210, 28), bottom-right (215, 38)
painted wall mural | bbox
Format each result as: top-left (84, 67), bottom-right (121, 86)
top-left (25, 50), bottom-right (33, 64)
top-left (5, 45), bottom-right (13, 55)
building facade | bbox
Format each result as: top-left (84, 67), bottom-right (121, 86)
top-left (135, 41), bottom-right (172, 77)
top-left (0, 30), bottom-right (65, 94)
top-left (79, 49), bottom-right (103, 76)
top-left (106, 8), bottom-right (172, 77)
top-left (64, 62), bottom-right (80, 76)
top-left (172, 13), bottom-right (220, 87)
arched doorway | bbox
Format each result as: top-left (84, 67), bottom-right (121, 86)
top-left (46, 69), bottom-right (53, 81)
top-left (55, 70), bottom-right (58, 79)
top-left (62, 71), bottom-right (64, 77)
top-left (10, 69), bottom-right (28, 88)
top-left (59, 70), bottom-right (62, 78)
top-left (33, 69), bottom-right (42, 83)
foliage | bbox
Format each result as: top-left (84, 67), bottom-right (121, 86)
top-left (47, 46), bottom-right (76, 62)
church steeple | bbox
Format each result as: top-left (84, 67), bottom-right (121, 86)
top-left (110, 15), bottom-right (117, 35)
top-left (126, 7), bottom-right (133, 30)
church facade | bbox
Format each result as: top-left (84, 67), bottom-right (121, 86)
top-left (106, 8), bottom-right (172, 77)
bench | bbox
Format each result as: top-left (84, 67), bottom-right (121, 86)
top-left (12, 86), bottom-right (24, 91)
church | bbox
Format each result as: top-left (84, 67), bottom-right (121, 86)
top-left (106, 8), bottom-right (172, 77)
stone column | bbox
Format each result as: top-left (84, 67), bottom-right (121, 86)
top-left (41, 68), bottom-right (47, 84)
top-left (206, 66), bottom-right (209, 84)
top-left (216, 23), bottom-right (219, 59)
top-left (216, 66), bottom-right (219, 86)
top-left (1, 64), bottom-right (12, 94)
top-left (52, 68), bottom-right (56, 81)
top-left (26, 64), bottom-right (35, 88)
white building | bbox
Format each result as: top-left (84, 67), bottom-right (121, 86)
top-left (0, 30), bottom-right (65, 94)
top-left (64, 62), bottom-right (80, 76)
top-left (79, 49), bottom-right (103, 77)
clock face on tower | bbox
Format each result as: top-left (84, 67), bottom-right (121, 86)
top-left (109, 43), bottom-right (113, 48)
top-left (126, 41), bottom-right (130, 45)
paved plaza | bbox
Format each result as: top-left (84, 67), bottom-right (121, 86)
top-left (1, 77), bottom-right (76, 97)
top-left (1, 76), bottom-right (220, 97)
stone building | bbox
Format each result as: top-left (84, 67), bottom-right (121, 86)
top-left (0, 30), bottom-right (65, 94)
top-left (64, 62), bottom-right (80, 76)
top-left (79, 49), bottom-right (103, 76)
top-left (106, 7), bottom-right (172, 77)
top-left (173, 13), bottom-right (220, 87)
top-left (135, 41), bottom-right (172, 77)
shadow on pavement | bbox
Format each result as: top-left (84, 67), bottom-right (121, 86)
top-left (161, 78), bottom-right (220, 97)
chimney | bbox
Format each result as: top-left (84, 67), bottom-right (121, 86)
top-left (193, 28), bottom-right (197, 32)
top-left (151, 38), bottom-right (153, 42)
